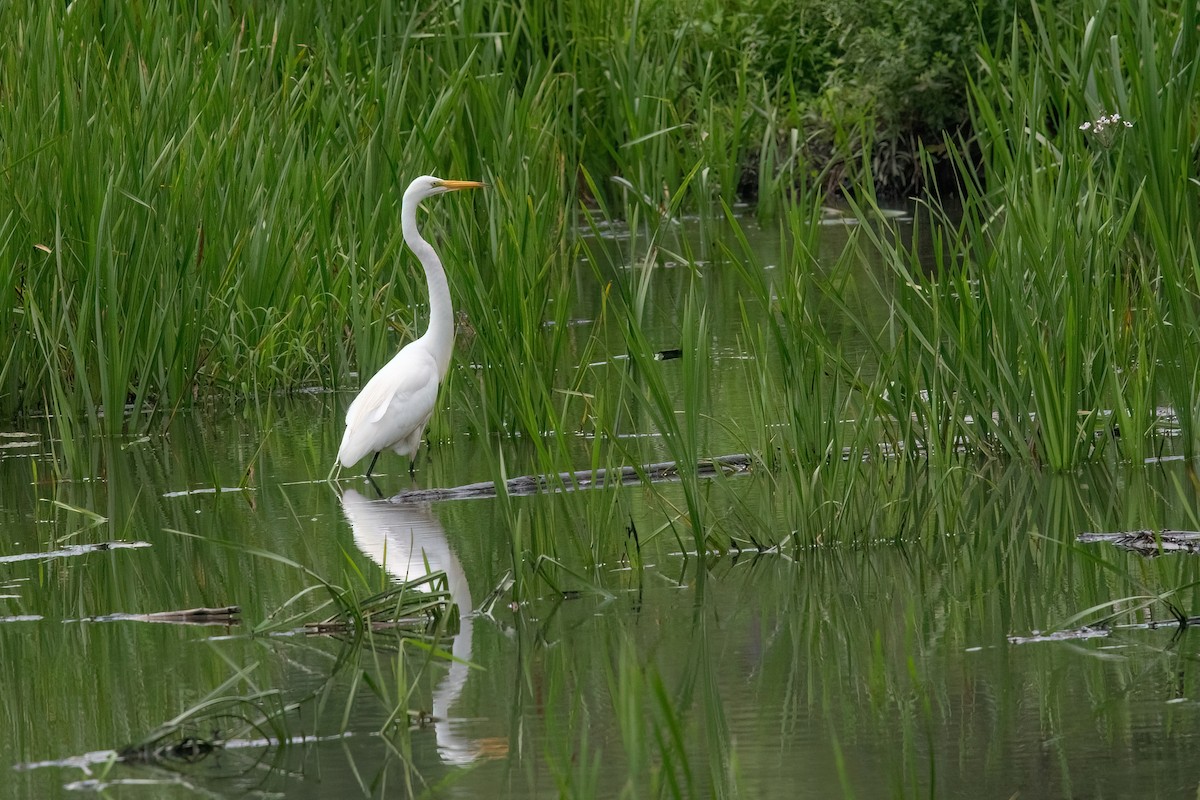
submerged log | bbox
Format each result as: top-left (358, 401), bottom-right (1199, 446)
top-left (137, 606), bottom-right (241, 624)
top-left (390, 453), bottom-right (754, 503)
top-left (303, 617), bottom-right (433, 635)
top-left (1077, 529), bottom-right (1200, 556)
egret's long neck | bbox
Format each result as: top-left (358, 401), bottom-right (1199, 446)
top-left (401, 196), bottom-right (454, 378)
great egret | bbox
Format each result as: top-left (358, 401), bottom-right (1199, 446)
top-left (334, 175), bottom-right (484, 481)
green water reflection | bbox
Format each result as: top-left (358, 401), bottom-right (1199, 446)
top-left (5, 400), bottom-right (1200, 798)
top-left (3, 209), bottom-right (1200, 798)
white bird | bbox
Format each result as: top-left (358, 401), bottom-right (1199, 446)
top-left (334, 175), bottom-right (484, 481)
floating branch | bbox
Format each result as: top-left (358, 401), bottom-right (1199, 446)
top-left (0, 540), bottom-right (150, 564)
top-left (390, 453), bottom-right (754, 503)
top-left (1007, 627), bottom-right (1111, 644)
top-left (1077, 530), bottom-right (1200, 556)
top-left (1008, 615), bottom-right (1200, 645)
top-left (126, 606), bottom-right (241, 626)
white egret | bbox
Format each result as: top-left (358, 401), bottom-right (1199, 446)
top-left (334, 175), bottom-right (484, 481)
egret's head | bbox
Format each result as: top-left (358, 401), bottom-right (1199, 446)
top-left (406, 175), bottom-right (485, 202)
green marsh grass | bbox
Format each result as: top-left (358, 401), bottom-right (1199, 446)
top-left (4, 0), bottom-right (1200, 636)
top-left (808, 0), bottom-right (1200, 471)
top-left (0, 0), bottom-right (761, 430)
top-left (1121, 0), bottom-right (1200, 456)
top-left (2, 0), bottom-right (1195, 472)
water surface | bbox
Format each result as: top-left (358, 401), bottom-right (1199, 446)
top-left (4, 208), bottom-right (1200, 798)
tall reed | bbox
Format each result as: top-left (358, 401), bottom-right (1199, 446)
top-left (0, 0), bottom-right (779, 434)
top-left (824, 0), bottom-right (1198, 469)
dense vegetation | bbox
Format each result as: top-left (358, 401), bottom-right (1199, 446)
top-left (1, 0), bottom-right (1198, 496)
top-left (5, 6), bottom-right (1200, 791)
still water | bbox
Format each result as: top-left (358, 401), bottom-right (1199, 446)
top-left (4, 209), bottom-right (1200, 798)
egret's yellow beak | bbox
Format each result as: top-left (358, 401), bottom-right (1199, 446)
top-left (438, 179), bottom-right (486, 191)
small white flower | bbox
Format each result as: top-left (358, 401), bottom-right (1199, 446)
top-left (1080, 110), bottom-right (1133, 147)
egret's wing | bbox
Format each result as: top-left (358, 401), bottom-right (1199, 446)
top-left (339, 345), bottom-right (441, 466)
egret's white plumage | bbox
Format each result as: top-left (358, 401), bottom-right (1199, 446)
top-left (335, 175), bottom-right (483, 479)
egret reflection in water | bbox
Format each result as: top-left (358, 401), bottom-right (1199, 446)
top-left (337, 488), bottom-right (481, 765)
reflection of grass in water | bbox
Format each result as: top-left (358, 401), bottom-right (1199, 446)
top-left (3, 429), bottom-right (473, 765)
top-left (513, 459), bottom-right (1200, 798)
top-left (12, 481), bottom-right (1200, 798)
top-left (11, 438), bottom-right (1200, 795)
top-left (84, 530), bottom-right (464, 792)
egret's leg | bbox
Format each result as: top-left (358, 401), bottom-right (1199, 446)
top-left (365, 451), bottom-right (380, 481)
top-left (408, 450), bottom-right (419, 478)
top-left (326, 461), bottom-right (341, 483)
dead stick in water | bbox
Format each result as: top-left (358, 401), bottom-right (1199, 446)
top-left (389, 453), bottom-right (753, 503)
top-left (136, 607), bottom-right (241, 624)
